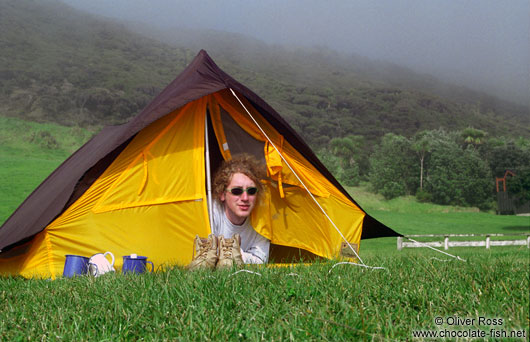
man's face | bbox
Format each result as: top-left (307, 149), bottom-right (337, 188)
top-left (220, 172), bottom-right (258, 225)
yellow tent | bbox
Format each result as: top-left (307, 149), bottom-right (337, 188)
top-left (0, 51), bottom-right (399, 278)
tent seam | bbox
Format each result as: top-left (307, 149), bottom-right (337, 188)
top-left (44, 230), bottom-right (55, 279)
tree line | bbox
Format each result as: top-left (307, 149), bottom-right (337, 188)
top-left (317, 128), bottom-right (530, 211)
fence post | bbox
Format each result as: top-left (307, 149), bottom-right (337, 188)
top-left (527, 235), bottom-right (530, 248)
top-left (444, 236), bottom-right (449, 250)
top-left (397, 236), bottom-right (403, 250)
top-left (486, 235), bottom-right (490, 249)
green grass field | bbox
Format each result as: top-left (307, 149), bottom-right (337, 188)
top-left (0, 116), bottom-right (95, 222)
top-left (1, 251), bottom-right (528, 341)
top-left (1, 116), bottom-right (529, 340)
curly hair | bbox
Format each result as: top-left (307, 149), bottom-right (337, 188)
top-left (212, 154), bottom-right (266, 200)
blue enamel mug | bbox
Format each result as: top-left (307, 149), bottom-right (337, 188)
top-left (63, 255), bottom-right (90, 277)
top-left (122, 255), bottom-right (154, 274)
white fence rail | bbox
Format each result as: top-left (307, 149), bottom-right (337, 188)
top-left (397, 233), bottom-right (530, 250)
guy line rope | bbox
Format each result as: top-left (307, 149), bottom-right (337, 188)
top-left (406, 237), bottom-right (466, 262)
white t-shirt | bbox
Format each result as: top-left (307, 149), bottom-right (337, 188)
top-left (211, 201), bottom-right (270, 264)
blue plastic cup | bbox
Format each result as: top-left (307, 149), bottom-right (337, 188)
top-left (122, 255), bottom-right (154, 274)
top-left (63, 255), bottom-right (90, 277)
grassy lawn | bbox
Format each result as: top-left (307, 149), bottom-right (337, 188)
top-left (1, 250), bottom-right (527, 341)
top-left (0, 116), bottom-right (94, 223)
top-left (0, 151), bottom-right (65, 223)
top-left (1, 116), bottom-right (528, 340)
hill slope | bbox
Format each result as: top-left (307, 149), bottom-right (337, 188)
top-left (1, 0), bottom-right (528, 150)
top-left (0, 0), bottom-right (190, 126)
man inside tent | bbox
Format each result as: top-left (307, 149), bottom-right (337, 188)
top-left (188, 154), bottom-right (270, 270)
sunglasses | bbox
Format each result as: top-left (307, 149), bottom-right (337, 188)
top-left (226, 187), bottom-right (259, 196)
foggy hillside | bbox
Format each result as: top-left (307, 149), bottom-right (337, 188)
top-left (63, 0), bottom-right (530, 107)
top-left (0, 0), bottom-right (528, 148)
top-left (130, 23), bottom-right (527, 114)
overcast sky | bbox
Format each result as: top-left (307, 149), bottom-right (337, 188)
top-left (63, 0), bottom-right (529, 105)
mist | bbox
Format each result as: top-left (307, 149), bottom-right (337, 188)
top-left (62, 0), bottom-right (529, 106)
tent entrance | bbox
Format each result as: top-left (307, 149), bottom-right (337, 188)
top-left (206, 98), bottom-right (320, 263)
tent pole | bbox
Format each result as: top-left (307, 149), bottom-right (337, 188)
top-left (205, 112), bottom-right (214, 231)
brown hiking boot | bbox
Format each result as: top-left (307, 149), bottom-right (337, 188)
top-left (217, 234), bottom-right (244, 269)
top-left (187, 234), bottom-right (218, 270)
